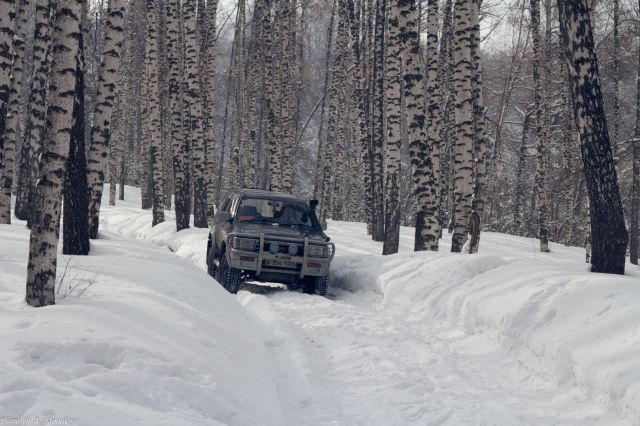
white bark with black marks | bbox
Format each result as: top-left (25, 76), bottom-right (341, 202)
top-left (468, 0), bottom-right (487, 254)
top-left (26, 0), bottom-right (83, 307)
top-left (184, 0), bottom-right (206, 227)
top-left (557, 0), bottom-right (628, 274)
top-left (381, 0), bottom-right (404, 255)
top-left (450, 0), bottom-right (474, 253)
top-left (0, 0), bottom-right (15, 143)
top-left (143, 0), bottom-right (164, 226)
top-left (200, 0), bottom-right (219, 221)
top-left (14, 0), bottom-right (51, 222)
top-left (86, 0), bottom-right (127, 238)
top-left (531, 0), bottom-right (550, 253)
top-left (0, 0), bottom-right (29, 224)
top-left (413, 0), bottom-right (440, 252)
top-left (370, 0), bottom-right (386, 242)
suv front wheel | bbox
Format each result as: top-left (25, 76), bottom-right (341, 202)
top-left (302, 275), bottom-right (328, 297)
top-left (217, 250), bottom-right (242, 294)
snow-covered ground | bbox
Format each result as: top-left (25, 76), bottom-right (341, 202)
top-left (1, 185), bottom-right (639, 425)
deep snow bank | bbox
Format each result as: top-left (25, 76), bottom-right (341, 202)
top-left (0, 217), bottom-right (285, 425)
top-left (331, 227), bottom-right (640, 425)
top-left (98, 186), bottom-right (640, 424)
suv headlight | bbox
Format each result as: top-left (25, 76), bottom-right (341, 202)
top-left (229, 237), bottom-right (258, 251)
top-left (307, 244), bottom-right (328, 258)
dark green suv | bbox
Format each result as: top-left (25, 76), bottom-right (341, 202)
top-left (206, 189), bottom-right (335, 296)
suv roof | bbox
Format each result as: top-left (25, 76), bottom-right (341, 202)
top-left (237, 188), bottom-right (304, 202)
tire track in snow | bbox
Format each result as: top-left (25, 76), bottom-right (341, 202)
top-left (240, 287), bottom-right (629, 426)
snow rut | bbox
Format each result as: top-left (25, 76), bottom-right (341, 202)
top-left (97, 201), bottom-right (639, 426)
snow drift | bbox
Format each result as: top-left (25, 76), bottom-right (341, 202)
top-left (0, 212), bottom-right (285, 425)
top-left (331, 224), bottom-right (640, 424)
top-left (2, 185), bottom-right (639, 425)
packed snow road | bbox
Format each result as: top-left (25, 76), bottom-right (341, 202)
top-left (98, 186), bottom-right (640, 426)
top-left (236, 230), bottom-right (631, 426)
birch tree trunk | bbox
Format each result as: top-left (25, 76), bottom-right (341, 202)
top-left (557, 0), bottom-right (628, 275)
top-left (228, 0), bottom-right (246, 190)
top-left (513, 110), bottom-right (531, 235)
top-left (26, 0), bottom-right (83, 307)
top-left (108, 90), bottom-right (123, 206)
top-left (0, 0), bottom-right (29, 224)
top-left (267, 0), bottom-right (284, 191)
top-left (319, 0), bottom-right (347, 225)
top-left (531, 0), bottom-right (550, 253)
top-left (413, 0), bottom-right (440, 251)
top-left (630, 3), bottom-right (640, 266)
top-left (370, 0), bottom-right (386, 242)
top-left (184, 0), bottom-right (206, 227)
top-left (611, 0), bottom-right (620, 169)
top-left (243, 0), bottom-right (266, 190)
top-left (281, 0), bottom-right (298, 192)
top-left (167, 0), bottom-right (189, 230)
top-left (202, 0), bottom-right (219, 220)
top-left (437, 0), bottom-right (454, 234)
top-left (467, 0), bottom-right (487, 254)
top-left (362, 0), bottom-right (373, 234)
top-left (381, 0), bottom-right (404, 255)
top-left (450, 0), bottom-right (474, 253)
top-left (313, 0), bottom-right (336, 203)
top-left (0, 0), bottom-right (15, 147)
top-left (144, 0), bottom-right (164, 226)
top-left (63, 2), bottom-right (90, 256)
top-left (14, 0), bottom-right (51, 222)
top-left (86, 0), bottom-right (127, 238)
top-left (243, 0), bottom-right (266, 189)
top-left (140, 31), bottom-right (153, 211)
top-left (346, 0), bottom-right (368, 224)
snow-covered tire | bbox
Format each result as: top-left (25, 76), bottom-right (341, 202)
top-left (302, 275), bottom-right (328, 297)
top-left (207, 246), bottom-right (218, 278)
top-left (217, 251), bottom-right (241, 294)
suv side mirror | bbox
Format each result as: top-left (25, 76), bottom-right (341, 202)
top-left (310, 199), bottom-right (319, 210)
top-left (215, 211), bottom-right (231, 223)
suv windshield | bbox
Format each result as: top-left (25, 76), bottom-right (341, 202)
top-left (236, 197), bottom-right (312, 227)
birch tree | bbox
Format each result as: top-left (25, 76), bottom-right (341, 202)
top-left (369, 0), bottom-right (386, 242)
top-left (319, 0), bottom-right (347, 225)
top-left (63, 0), bottom-right (90, 255)
top-left (143, 0), bottom-right (164, 226)
top-left (557, 0), bottom-right (628, 274)
top-left (184, 0), bottom-right (207, 227)
top-left (0, 0), bottom-right (15, 142)
top-left (26, 0), bottom-right (83, 307)
top-left (381, 0), bottom-right (404, 255)
top-left (630, 1), bottom-right (640, 265)
top-left (201, 0), bottom-right (219, 221)
top-left (167, 0), bottom-right (189, 230)
top-left (611, 0), bottom-right (620, 169)
top-left (531, 0), bottom-right (550, 253)
top-left (0, 0), bottom-right (29, 224)
top-left (406, 0), bottom-right (438, 252)
top-left (14, 0), bottom-right (52, 222)
top-left (437, 0), bottom-right (455, 234)
top-left (243, 0), bottom-right (266, 189)
top-left (467, 0), bottom-right (487, 254)
top-left (450, 0), bottom-right (474, 253)
top-left (86, 0), bottom-right (127, 238)
top-left (313, 0), bottom-right (336, 212)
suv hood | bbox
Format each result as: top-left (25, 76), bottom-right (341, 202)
top-left (232, 222), bottom-right (326, 241)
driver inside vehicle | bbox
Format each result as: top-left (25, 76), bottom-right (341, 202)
top-left (236, 198), bottom-right (311, 227)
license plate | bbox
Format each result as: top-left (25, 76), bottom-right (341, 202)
top-left (263, 259), bottom-right (298, 269)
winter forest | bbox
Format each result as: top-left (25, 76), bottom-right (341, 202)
top-left (1, 0), bottom-right (638, 306)
top-left (1, 0), bottom-right (640, 423)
